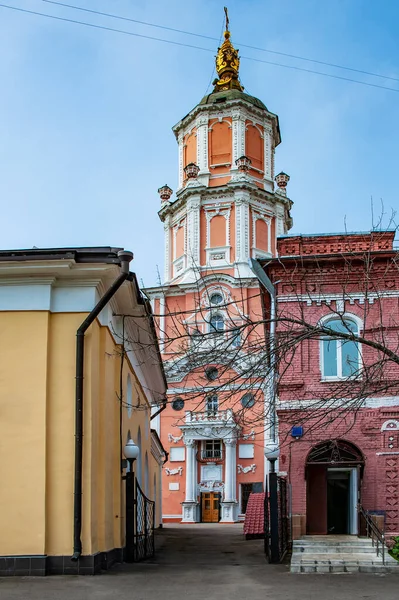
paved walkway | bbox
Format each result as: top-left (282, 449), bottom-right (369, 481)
top-left (1, 524), bottom-right (398, 599)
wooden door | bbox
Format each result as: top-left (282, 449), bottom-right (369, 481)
top-left (202, 493), bottom-right (220, 522)
top-left (306, 465), bottom-right (327, 534)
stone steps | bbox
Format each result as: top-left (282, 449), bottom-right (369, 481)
top-left (291, 536), bottom-right (399, 573)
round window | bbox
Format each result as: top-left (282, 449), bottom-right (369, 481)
top-left (172, 398), bottom-right (185, 411)
top-left (241, 393), bottom-right (255, 408)
top-left (210, 292), bottom-right (223, 306)
top-left (205, 367), bottom-right (218, 381)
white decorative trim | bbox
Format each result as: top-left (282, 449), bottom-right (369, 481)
top-left (237, 463), bottom-right (256, 474)
top-left (252, 209), bottom-right (271, 254)
top-left (278, 396), bottom-right (399, 410)
top-left (278, 291), bottom-right (399, 306)
top-left (178, 133), bottom-right (184, 189)
top-left (186, 196), bottom-right (201, 268)
top-left (242, 430), bottom-right (255, 441)
top-left (165, 467), bottom-right (183, 476)
top-left (196, 114), bottom-right (209, 173)
top-left (204, 205), bottom-right (231, 249)
top-left (264, 126), bottom-right (272, 181)
top-left (376, 452), bottom-right (399, 456)
top-left (381, 420), bottom-right (399, 431)
top-left (168, 433), bottom-right (184, 443)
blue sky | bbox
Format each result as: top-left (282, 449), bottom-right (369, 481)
top-left (1, 0), bottom-right (398, 285)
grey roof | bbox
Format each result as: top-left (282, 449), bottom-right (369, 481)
top-left (0, 246), bottom-right (124, 264)
top-left (198, 89), bottom-right (267, 110)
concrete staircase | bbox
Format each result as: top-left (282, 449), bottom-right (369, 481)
top-left (290, 535), bottom-right (399, 573)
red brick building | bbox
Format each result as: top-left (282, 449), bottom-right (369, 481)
top-left (262, 231), bottom-right (399, 539)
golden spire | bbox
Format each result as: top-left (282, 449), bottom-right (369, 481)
top-left (213, 7), bottom-right (244, 93)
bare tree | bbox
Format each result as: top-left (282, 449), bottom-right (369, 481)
top-left (117, 227), bottom-right (399, 444)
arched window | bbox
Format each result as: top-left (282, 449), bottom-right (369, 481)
top-left (231, 328), bottom-right (241, 348)
top-left (127, 374), bottom-right (132, 418)
top-left (209, 313), bottom-right (224, 333)
top-left (136, 427), bottom-right (142, 485)
top-left (321, 317), bottom-right (360, 378)
top-left (144, 452), bottom-right (149, 497)
top-left (206, 394), bottom-right (219, 414)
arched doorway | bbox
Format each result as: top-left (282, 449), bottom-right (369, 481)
top-left (306, 439), bottom-right (364, 535)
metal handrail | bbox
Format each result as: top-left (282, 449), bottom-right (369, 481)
top-left (358, 505), bottom-right (385, 565)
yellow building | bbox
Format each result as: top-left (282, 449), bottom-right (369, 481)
top-left (0, 246), bottom-right (167, 575)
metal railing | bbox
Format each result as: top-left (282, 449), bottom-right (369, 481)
top-left (201, 449), bottom-right (222, 459)
top-left (264, 475), bottom-right (291, 563)
top-left (134, 480), bottom-right (155, 562)
top-left (358, 505), bottom-right (385, 565)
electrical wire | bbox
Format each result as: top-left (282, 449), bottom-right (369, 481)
top-left (0, 3), bottom-right (398, 93)
top-left (41, 0), bottom-right (399, 84)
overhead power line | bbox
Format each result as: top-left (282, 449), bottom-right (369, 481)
top-left (1, 3), bottom-right (398, 93)
top-left (41, 0), bottom-right (399, 84)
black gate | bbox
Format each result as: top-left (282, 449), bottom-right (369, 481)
top-left (264, 474), bottom-right (290, 563)
top-left (134, 479), bottom-right (155, 562)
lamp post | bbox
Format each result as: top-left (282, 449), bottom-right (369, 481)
top-left (124, 437), bottom-right (140, 563)
top-left (264, 442), bottom-right (280, 562)
top-left (264, 441), bottom-right (280, 474)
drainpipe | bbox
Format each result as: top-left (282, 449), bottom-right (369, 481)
top-left (248, 258), bottom-right (277, 443)
top-left (72, 250), bottom-right (133, 561)
top-left (150, 398), bottom-right (167, 422)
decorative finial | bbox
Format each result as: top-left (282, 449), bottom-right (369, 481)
top-left (275, 172), bottom-right (290, 196)
top-left (224, 6), bottom-right (230, 31)
top-left (184, 163), bottom-right (200, 179)
top-left (212, 8), bottom-right (244, 93)
top-left (158, 184), bottom-right (173, 203)
top-left (235, 155), bottom-right (251, 172)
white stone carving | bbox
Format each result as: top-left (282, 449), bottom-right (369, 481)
top-left (237, 464), bottom-right (256, 474)
top-left (242, 430), bottom-right (255, 441)
top-left (199, 480), bottom-right (224, 491)
top-left (168, 433), bottom-right (184, 443)
top-left (165, 467), bottom-right (183, 476)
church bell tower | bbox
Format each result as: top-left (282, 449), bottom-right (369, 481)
top-left (149, 10), bottom-right (293, 525)
top-left (157, 14), bottom-right (293, 285)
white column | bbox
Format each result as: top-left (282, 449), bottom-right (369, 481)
top-left (185, 440), bottom-right (195, 502)
top-left (221, 438), bottom-right (238, 522)
top-left (182, 438), bottom-right (197, 522)
top-left (224, 440), bottom-right (235, 501)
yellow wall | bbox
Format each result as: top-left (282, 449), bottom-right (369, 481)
top-left (0, 312), bottom-right (49, 555)
top-left (0, 310), bottom-right (162, 558)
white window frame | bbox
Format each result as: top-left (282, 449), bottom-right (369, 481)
top-left (206, 394), bottom-right (219, 413)
top-left (319, 313), bottom-right (362, 381)
top-left (209, 312), bottom-right (225, 333)
top-left (202, 439), bottom-right (223, 459)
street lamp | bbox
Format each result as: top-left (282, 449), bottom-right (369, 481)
top-left (264, 441), bottom-right (280, 473)
top-left (264, 441), bottom-right (281, 563)
top-left (124, 437), bottom-right (140, 563)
